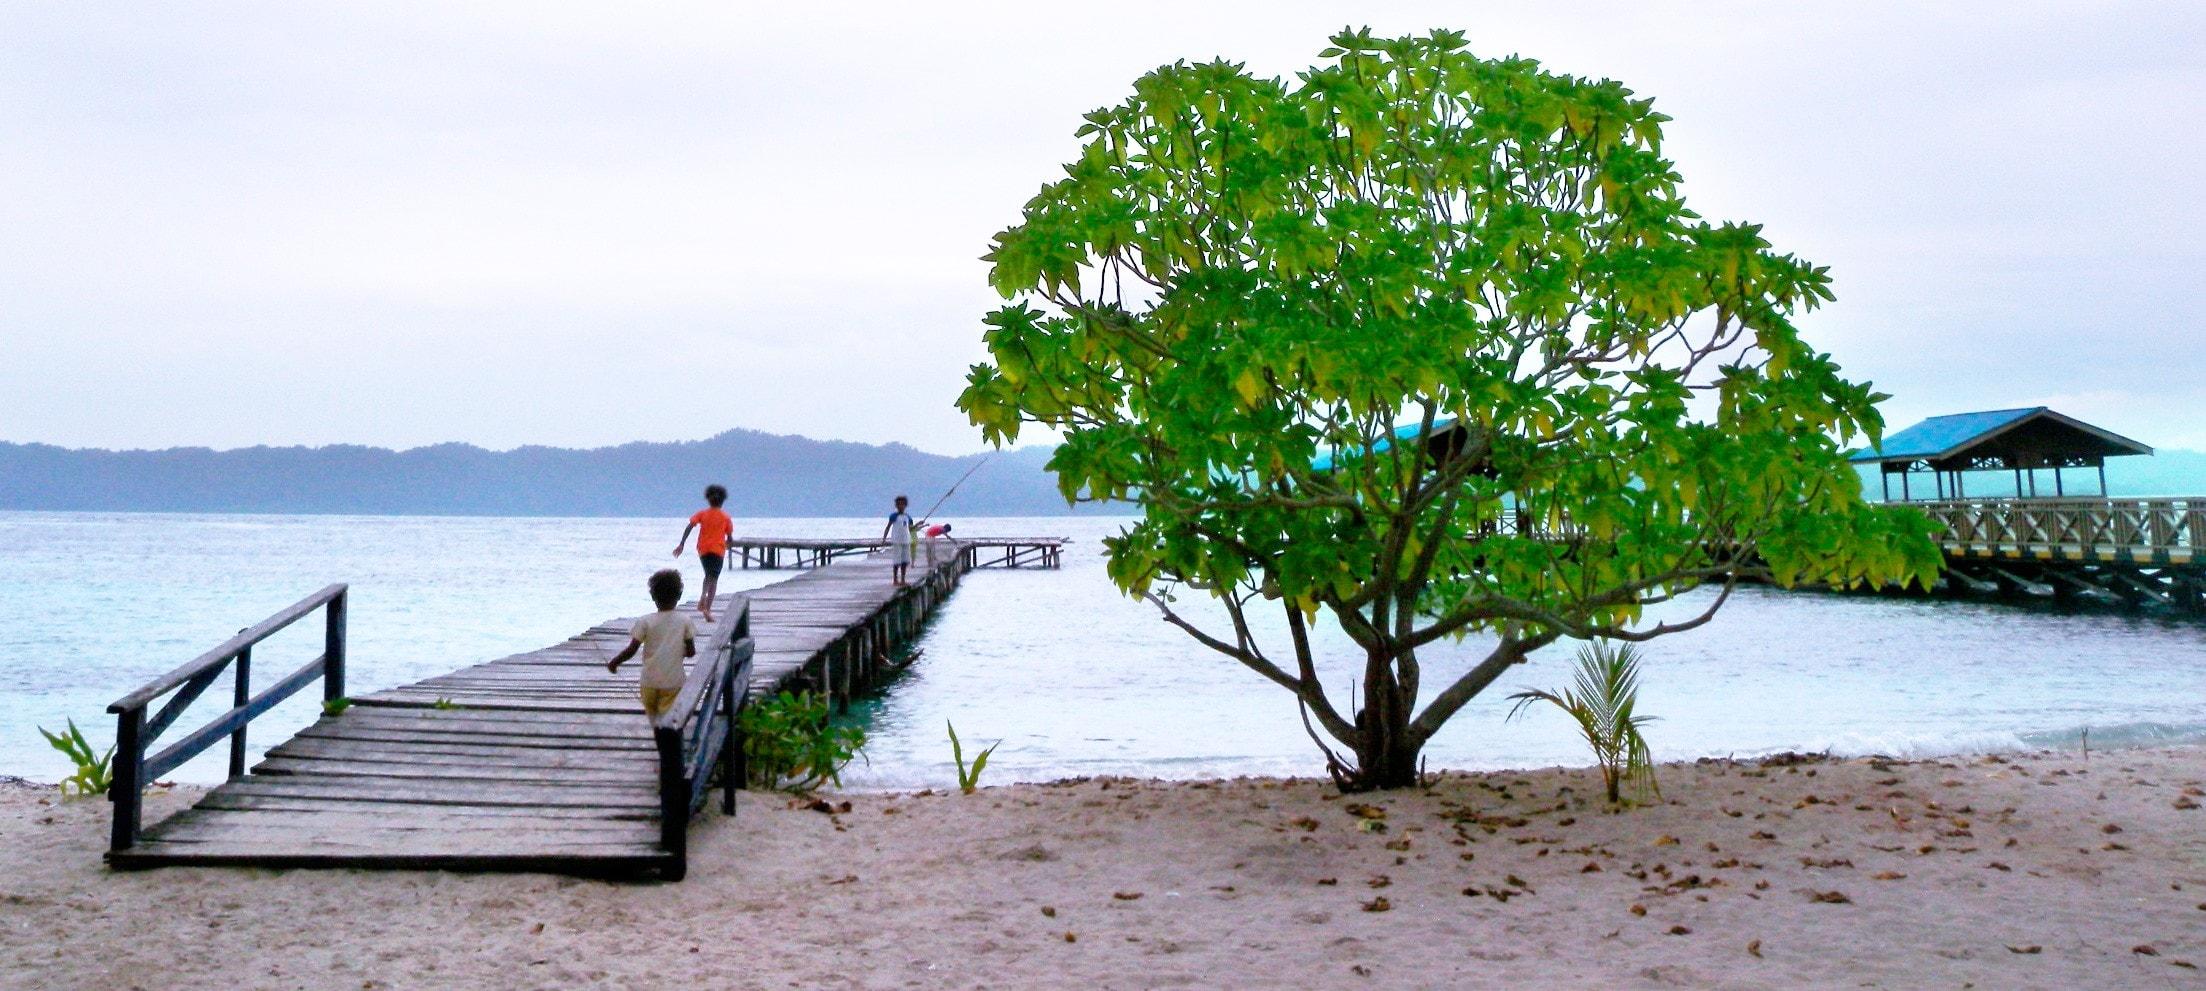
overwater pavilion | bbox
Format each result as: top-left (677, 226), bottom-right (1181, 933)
top-left (1850, 407), bottom-right (2153, 502)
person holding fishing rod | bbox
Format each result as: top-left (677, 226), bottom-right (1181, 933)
top-left (886, 455), bottom-right (990, 584)
top-left (881, 495), bottom-right (915, 586)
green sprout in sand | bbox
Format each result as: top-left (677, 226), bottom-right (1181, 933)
top-left (38, 720), bottom-right (114, 798)
top-left (1508, 641), bottom-right (1661, 807)
top-left (947, 720), bottom-right (999, 794)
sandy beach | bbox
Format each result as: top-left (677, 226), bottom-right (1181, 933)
top-left (1, 747), bottom-right (2201, 991)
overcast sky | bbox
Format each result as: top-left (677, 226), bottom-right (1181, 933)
top-left (3, 3), bottom-right (2200, 455)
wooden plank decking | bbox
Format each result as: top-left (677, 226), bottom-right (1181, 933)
top-left (108, 552), bottom-right (963, 876)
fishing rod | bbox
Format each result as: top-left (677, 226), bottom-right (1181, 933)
top-left (916, 453), bottom-right (992, 525)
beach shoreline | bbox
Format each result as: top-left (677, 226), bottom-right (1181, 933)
top-left (2, 746), bottom-right (2201, 990)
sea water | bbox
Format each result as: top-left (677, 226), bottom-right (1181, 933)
top-left (2, 511), bottom-right (2202, 788)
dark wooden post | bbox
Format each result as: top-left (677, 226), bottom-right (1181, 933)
top-left (324, 591), bottom-right (347, 703)
top-left (656, 725), bottom-right (687, 880)
top-left (109, 707), bottom-right (144, 852)
top-left (229, 645), bottom-right (252, 779)
top-left (720, 671), bottom-right (738, 816)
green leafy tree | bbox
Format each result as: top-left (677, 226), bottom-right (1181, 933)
top-left (958, 29), bottom-right (1942, 791)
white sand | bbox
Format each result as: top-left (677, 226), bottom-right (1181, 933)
top-left (1, 748), bottom-right (2202, 990)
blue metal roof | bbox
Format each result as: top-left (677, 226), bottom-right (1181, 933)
top-left (1849, 407), bottom-right (2044, 463)
top-left (1311, 418), bottom-right (1458, 472)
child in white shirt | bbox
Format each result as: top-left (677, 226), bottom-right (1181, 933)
top-left (605, 569), bottom-right (697, 719)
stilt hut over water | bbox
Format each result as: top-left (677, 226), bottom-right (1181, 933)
top-left (1850, 407), bottom-right (2153, 502)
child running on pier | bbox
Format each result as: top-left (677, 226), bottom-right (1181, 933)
top-left (605, 569), bottom-right (696, 720)
top-left (882, 494), bottom-right (914, 586)
top-left (674, 484), bottom-right (734, 623)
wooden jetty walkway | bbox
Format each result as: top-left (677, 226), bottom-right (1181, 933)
top-left (1905, 497), bottom-right (2203, 608)
top-left (104, 546), bottom-right (988, 879)
top-left (730, 535), bottom-right (1065, 570)
top-left (1493, 498), bottom-right (2206, 611)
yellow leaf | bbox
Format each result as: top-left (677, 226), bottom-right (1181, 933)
top-left (1234, 369), bottom-right (1263, 406)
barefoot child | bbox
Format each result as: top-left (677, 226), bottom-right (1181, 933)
top-left (674, 484), bottom-right (734, 623)
top-left (605, 569), bottom-right (696, 720)
top-left (881, 495), bottom-right (913, 586)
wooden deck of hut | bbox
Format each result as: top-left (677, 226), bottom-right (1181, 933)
top-left (103, 548), bottom-right (978, 879)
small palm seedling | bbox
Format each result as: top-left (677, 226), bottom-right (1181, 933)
top-left (1507, 640), bottom-right (1661, 807)
top-left (738, 691), bottom-right (867, 792)
top-left (38, 720), bottom-right (114, 798)
top-left (322, 697), bottom-right (353, 717)
top-left (947, 720), bottom-right (999, 794)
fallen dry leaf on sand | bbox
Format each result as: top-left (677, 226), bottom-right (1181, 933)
top-left (1871, 871), bottom-right (1906, 881)
top-left (1111, 891), bottom-right (1142, 901)
top-left (1040, 906), bottom-right (1056, 918)
top-left (2007, 945), bottom-right (2041, 955)
top-left (1808, 890), bottom-right (1852, 904)
top-left (1362, 896), bottom-right (1391, 912)
top-left (1654, 835), bottom-right (1680, 846)
top-left (1667, 925), bottom-right (1691, 936)
top-left (1062, 932), bottom-right (1077, 943)
top-left (1629, 904), bottom-right (1647, 916)
top-left (2133, 944), bottom-right (2159, 956)
top-left (1747, 939), bottom-right (1762, 958)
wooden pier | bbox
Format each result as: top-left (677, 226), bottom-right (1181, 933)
top-left (1489, 498), bottom-right (2206, 611)
top-left (1909, 497), bottom-right (2204, 609)
top-left (731, 536), bottom-right (1064, 570)
top-left (104, 550), bottom-right (968, 879)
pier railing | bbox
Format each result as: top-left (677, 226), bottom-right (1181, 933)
top-left (105, 584), bottom-right (347, 854)
top-left (652, 598), bottom-right (753, 880)
top-left (1914, 497), bottom-right (2204, 557)
top-left (733, 536), bottom-right (1067, 570)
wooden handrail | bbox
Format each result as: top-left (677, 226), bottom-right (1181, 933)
top-left (109, 584), bottom-right (347, 713)
top-left (1910, 497), bottom-right (2203, 553)
top-left (105, 584), bottom-right (347, 854)
top-left (652, 598), bottom-right (753, 879)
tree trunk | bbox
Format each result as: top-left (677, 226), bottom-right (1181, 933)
top-left (1345, 645), bottom-right (1422, 791)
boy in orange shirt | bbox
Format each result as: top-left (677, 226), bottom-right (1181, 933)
top-left (674, 484), bottom-right (734, 624)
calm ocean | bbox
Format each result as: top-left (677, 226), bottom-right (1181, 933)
top-left (3, 511), bottom-right (2203, 788)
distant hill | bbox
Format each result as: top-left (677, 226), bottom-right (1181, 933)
top-left (9, 430), bottom-right (2195, 518)
top-left (0, 430), bottom-right (1108, 517)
